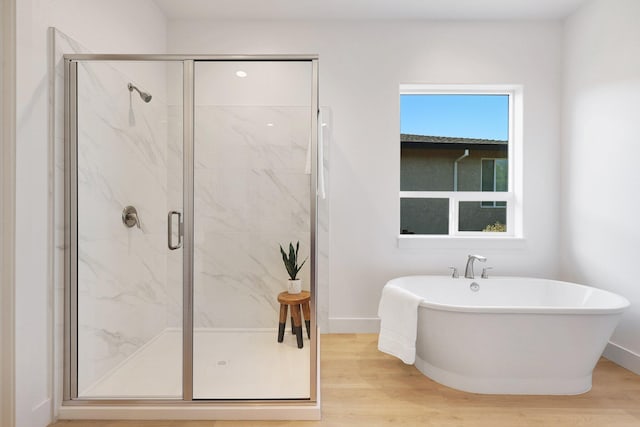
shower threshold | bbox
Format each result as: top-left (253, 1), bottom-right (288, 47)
top-left (80, 328), bottom-right (310, 400)
top-left (60, 330), bottom-right (320, 421)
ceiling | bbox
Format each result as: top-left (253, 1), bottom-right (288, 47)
top-left (154, 0), bottom-right (588, 21)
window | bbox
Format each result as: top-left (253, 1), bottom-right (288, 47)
top-left (481, 158), bottom-right (507, 207)
top-left (399, 85), bottom-right (522, 239)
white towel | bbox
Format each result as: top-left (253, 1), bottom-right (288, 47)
top-left (377, 283), bottom-right (423, 364)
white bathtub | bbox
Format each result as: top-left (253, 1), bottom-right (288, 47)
top-left (387, 275), bottom-right (630, 395)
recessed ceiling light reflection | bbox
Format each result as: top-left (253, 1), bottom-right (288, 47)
top-left (235, 70), bottom-right (248, 78)
top-left (321, 123), bottom-right (328, 127)
top-left (266, 123), bottom-right (274, 127)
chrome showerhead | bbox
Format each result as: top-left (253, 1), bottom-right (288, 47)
top-left (127, 82), bottom-right (152, 103)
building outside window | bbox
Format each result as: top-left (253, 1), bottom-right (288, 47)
top-left (481, 158), bottom-right (508, 208)
top-left (399, 85), bottom-right (522, 237)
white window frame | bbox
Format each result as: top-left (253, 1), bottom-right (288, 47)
top-left (398, 84), bottom-right (523, 246)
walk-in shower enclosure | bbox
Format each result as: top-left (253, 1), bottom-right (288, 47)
top-left (63, 55), bottom-right (319, 404)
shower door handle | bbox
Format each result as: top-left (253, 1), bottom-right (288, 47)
top-left (168, 210), bottom-right (183, 250)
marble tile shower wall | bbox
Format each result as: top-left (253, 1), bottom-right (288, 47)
top-left (192, 106), bottom-right (312, 328)
top-left (75, 61), bottom-right (174, 393)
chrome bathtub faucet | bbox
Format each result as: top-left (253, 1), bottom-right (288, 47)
top-left (464, 254), bottom-right (487, 279)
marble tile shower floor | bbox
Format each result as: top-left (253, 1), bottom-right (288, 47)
top-left (80, 329), bottom-right (310, 400)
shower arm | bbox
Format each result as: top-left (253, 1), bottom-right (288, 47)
top-left (128, 82), bottom-right (152, 103)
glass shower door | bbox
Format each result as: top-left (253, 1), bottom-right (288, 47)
top-left (74, 60), bottom-right (184, 399)
top-left (192, 60), bottom-right (314, 399)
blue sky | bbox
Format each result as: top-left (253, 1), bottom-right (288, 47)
top-left (400, 94), bottom-right (509, 140)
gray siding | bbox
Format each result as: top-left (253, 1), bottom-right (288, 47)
top-left (400, 145), bottom-right (507, 234)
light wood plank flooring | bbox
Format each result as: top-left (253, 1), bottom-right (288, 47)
top-left (51, 334), bottom-right (640, 427)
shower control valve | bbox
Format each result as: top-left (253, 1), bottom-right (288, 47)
top-left (122, 205), bottom-right (141, 229)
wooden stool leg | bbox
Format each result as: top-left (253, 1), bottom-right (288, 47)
top-left (302, 301), bottom-right (311, 339)
top-left (278, 304), bottom-right (288, 343)
top-left (291, 304), bottom-right (303, 349)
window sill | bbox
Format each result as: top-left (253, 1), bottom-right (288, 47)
top-left (397, 234), bottom-right (526, 250)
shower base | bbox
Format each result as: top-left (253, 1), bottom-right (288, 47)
top-left (80, 328), bottom-right (310, 400)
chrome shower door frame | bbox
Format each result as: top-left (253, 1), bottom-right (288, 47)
top-left (63, 54), bottom-right (319, 405)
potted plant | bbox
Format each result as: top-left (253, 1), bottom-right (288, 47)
top-left (279, 241), bottom-right (308, 294)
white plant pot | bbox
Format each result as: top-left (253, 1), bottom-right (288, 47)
top-left (287, 279), bottom-right (302, 294)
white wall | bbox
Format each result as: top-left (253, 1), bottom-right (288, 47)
top-left (562, 0), bottom-right (640, 373)
top-left (168, 20), bottom-right (564, 331)
top-left (15, 0), bottom-right (166, 425)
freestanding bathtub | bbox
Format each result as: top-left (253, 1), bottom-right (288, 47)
top-left (387, 275), bottom-right (630, 395)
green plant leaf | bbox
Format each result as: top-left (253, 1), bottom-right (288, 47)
top-left (296, 257), bottom-right (308, 276)
top-left (279, 241), bottom-right (306, 280)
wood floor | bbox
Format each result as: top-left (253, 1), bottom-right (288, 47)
top-left (50, 334), bottom-right (640, 427)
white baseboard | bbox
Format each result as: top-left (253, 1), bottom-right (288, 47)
top-left (31, 398), bottom-right (52, 427)
top-left (328, 317), bottom-right (380, 333)
top-left (603, 341), bottom-right (640, 375)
